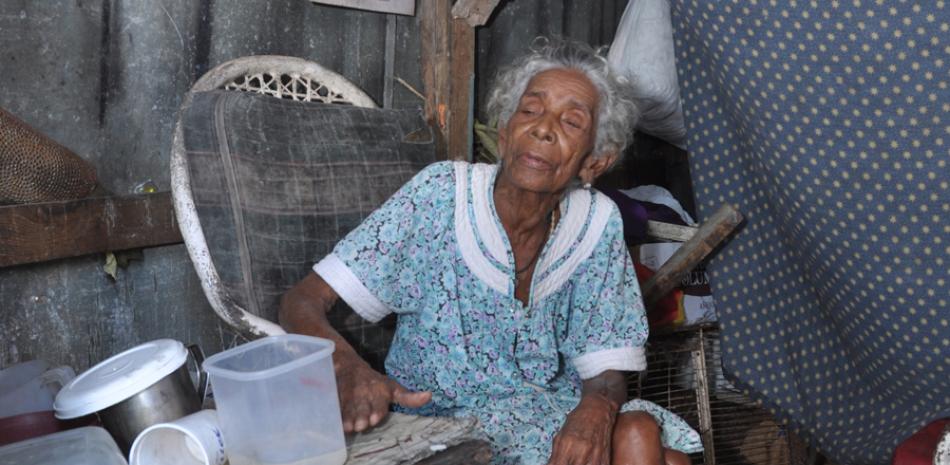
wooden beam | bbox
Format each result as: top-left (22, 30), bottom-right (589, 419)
top-left (420, 0), bottom-right (475, 160)
top-left (0, 193), bottom-right (182, 268)
top-left (451, 0), bottom-right (502, 27)
top-left (641, 203), bottom-right (744, 306)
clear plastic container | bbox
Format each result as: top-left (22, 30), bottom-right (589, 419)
top-left (0, 360), bottom-right (76, 419)
top-left (202, 335), bottom-right (345, 465)
top-left (0, 426), bottom-right (127, 465)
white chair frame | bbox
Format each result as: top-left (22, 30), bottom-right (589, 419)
top-left (170, 56), bottom-right (377, 337)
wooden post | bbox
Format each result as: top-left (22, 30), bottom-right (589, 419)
top-left (420, 0), bottom-right (450, 157)
top-left (448, 19), bottom-right (474, 161)
top-left (420, 0), bottom-right (477, 160)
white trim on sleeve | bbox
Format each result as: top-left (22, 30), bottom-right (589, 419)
top-left (572, 347), bottom-right (647, 379)
top-left (313, 254), bottom-right (392, 323)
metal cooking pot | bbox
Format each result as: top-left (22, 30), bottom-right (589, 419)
top-left (54, 340), bottom-right (207, 453)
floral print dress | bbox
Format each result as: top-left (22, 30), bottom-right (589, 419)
top-left (315, 161), bottom-right (702, 464)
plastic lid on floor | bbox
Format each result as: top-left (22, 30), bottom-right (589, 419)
top-left (0, 426), bottom-right (127, 465)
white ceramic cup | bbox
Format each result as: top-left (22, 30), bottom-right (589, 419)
top-left (129, 409), bottom-right (226, 465)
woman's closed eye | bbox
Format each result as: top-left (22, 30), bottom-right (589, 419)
top-left (563, 115), bottom-right (588, 131)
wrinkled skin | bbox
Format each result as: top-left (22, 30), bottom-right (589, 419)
top-left (548, 389), bottom-right (619, 465)
top-left (333, 350), bottom-right (431, 432)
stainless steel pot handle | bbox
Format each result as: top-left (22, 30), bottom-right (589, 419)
top-left (187, 344), bottom-right (209, 403)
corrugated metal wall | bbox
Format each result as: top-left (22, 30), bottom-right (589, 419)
top-left (0, 0), bottom-right (627, 370)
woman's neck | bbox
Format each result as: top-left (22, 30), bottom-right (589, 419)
top-left (493, 174), bottom-right (563, 243)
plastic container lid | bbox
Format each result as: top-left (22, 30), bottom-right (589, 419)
top-left (54, 339), bottom-right (188, 419)
top-left (202, 334), bottom-right (335, 381)
top-left (0, 426), bottom-right (127, 465)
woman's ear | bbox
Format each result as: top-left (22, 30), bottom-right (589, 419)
top-left (578, 152), bottom-right (618, 185)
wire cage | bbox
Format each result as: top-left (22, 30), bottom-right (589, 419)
top-left (631, 326), bottom-right (809, 465)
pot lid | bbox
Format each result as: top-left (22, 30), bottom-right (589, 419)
top-left (54, 339), bottom-right (188, 419)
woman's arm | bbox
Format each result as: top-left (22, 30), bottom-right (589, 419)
top-left (279, 272), bottom-right (431, 432)
top-left (547, 370), bottom-right (627, 465)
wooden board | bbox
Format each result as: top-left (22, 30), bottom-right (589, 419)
top-left (0, 192), bottom-right (182, 267)
top-left (345, 412), bottom-right (489, 464)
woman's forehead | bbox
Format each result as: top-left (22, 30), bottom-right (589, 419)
top-left (522, 68), bottom-right (600, 112)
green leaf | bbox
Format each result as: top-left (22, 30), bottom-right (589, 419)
top-left (104, 252), bottom-right (118, 280)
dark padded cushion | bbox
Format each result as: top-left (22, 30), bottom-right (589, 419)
top-left (181, 90), bottom-right (436, 366)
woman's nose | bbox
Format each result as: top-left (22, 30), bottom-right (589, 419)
top-left (530, 116), bottom-right (557, 143)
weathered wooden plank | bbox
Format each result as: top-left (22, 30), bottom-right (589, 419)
top-left (345, 412), bottom-right (487, 465)
top-left (0, 192), bottom-right (182, 267)
top-left (451, 0), bottom-right (502, 27)
top-left (448, 19), bottom-right (475, 161)
top-left (414, 440), bottom-right (493, 465)
top-left (641, 203), bottom-right (744, 306)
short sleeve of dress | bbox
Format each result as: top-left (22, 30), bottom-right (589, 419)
top-left (559, 208), bottom-right (649, 379)
top-left (313, 161), bottom-right (454, 323)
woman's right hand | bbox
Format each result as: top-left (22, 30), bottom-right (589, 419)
top-left (335, 354), bottom-right (432, 433)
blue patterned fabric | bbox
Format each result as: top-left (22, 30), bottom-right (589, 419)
top-left (315, 161), bottom-right (702, 463)
top-left (669, 1), bottom-right (950, 463)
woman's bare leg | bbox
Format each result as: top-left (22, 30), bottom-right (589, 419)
top-left (664, 449), bottom-right (691, 465)
top-left (611, 411), bottom-right (692, 465)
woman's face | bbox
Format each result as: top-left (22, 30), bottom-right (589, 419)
top-left (497, 68), bottom-right (604, 194)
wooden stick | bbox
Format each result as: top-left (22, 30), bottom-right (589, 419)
top-left (641, 203), bottom-right (744, 306)
top-left (646, 220), bottom-right (697, 242)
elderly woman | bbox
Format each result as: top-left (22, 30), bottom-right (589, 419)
top-left (280, 39), bottom-right (702, 465)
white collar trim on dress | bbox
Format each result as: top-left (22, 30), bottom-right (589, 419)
top-left (455, 162), bottom-right (510, 294)
top-left (453, 161), bottom-right (614, 301)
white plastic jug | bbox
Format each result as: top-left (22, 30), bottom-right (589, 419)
top-left (0, 361), bottom-right (75, 419)
top-left (203, 335), bottom-right (345, 465)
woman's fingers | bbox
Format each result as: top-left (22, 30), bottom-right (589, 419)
top-left (343, 397), bottom-right (367, 433)
top-left (390, 381), bottom-right (432, 408)
top-left (348, 394), bottom-right (376, 432)
top-left (368, 390), bottom-right (392, 427)
top-left (341, 374), bottom-right (390, 432)
top-left (340, 375), bottom-right (430, 433)
top-left (547, 433), bottom-right (604, 465)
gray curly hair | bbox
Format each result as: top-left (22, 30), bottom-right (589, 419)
top-left (486, 38), bottom-right (640, 162)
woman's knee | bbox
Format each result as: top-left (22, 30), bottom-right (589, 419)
top-left (664, 449), bottom-right (691, 465)
top-left (614, 412), bottom-right (660, 442)
top-left (614, 411), bottom-right (662, 445)
top-left (612, 411), bottom-right (664, 465)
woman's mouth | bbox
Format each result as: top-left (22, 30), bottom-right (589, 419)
top-left (517, 152), bottom-right (553, 170)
